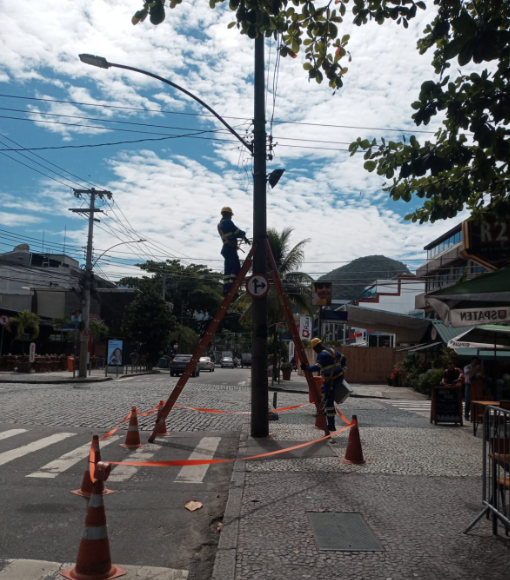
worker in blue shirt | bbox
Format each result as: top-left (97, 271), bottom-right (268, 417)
top-left (218, 206), bottom-right (250, 295)
top-left (301, 338), bottom-right (347, 434)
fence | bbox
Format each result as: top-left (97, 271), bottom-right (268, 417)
top-left (465, 405), bottom-right (510, 535)
top-left (298, 347), bottom-right (406, 384)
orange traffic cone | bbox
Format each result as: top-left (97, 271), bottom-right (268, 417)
top-left (120, 407), bottom-right (144, 449)
top-left (72, 436), bottom-right (114, 497)
top-left (340, 415), bottom-right (367, 465)
top-left (312, 376), bottom-right (326, 430)
top-left (61, 478), bottom-right (126, 580)
top-left (154, 401), bottom-right (170, 437)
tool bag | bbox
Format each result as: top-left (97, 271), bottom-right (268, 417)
top-left (334, 379), bottom-right (353, 404)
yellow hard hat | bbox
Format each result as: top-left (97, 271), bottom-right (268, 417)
top-left (221, 206), bottom-right (233, 215)
top-left (310, 338), bottom-right (321, 348)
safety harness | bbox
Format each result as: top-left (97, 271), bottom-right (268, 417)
top-left (218, 221), bottom-right (240, 249)
top-left (316, 347), bottom-right (345, 383)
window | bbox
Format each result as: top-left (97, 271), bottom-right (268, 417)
top-left (471, 262), bottom-right (486, 275)
top-left (426, 229), bottom-right (463, 261)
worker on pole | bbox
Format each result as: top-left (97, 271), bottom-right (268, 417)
top-left (218, 207), bottom-right (250, 295)
top-left (301, 338), bottom-right (348, 435)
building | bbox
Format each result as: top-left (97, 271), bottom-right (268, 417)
top-left (414, 222), bottom-right (490, 318)
top-left (354, 274), bottom-right (426, 315)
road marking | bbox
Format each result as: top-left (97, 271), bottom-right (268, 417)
top-left (0, 429), bottom-right (28, 441)
top-left (238, 380), bottom-right (247, 386)
top-left (108, 446), bottom-right (160, 482)
top-left (0, 433), bottom-right (75, 467)
top-left (174, 437), bottom-right (221, 484)
top-left (26, 436), bottom-right (120, 479)
top-left (0, 559), bottom-right (189, 579)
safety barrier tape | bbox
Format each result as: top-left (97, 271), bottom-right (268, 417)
top-left (336, 408), bottom-right (351, 425)
top-left (173, 402), bottom-right (314, 414)
top-left (95, 421), bottom-right (354, 470)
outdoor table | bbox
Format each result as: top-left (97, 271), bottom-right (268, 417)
top-left (472, 400), bottom-right (500, 436)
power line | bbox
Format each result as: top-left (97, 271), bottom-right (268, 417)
top-left (0, 150), bottom-right (74, 189)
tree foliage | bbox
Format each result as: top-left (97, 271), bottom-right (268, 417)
top-left (350, 0), bottom-right (510, 222)
top-left (8, 310), bottom-right (40, 354)
top-left (131, 0), bottom-right (425, 91)
top-left (122, 287), bottom-right (176, 362)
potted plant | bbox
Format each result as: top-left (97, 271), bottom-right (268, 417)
top-left (281, 362), bottom-right (293, 380)
top-left (386, 374), bottom-right (393, 386)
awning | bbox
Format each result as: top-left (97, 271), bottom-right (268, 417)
top-left (339, 305), bottom-right (430, 343)
top-left (396, 341), bottom-right (443, 354)
top-left (447, 325), bottom-right (510, 350)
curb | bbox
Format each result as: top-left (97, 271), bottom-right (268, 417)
top-left (0, 377), bottom-right (113, 385)
top-left (212, 423), bottom-right (249, 580)
top-left (117, 370), bottom-right (161, 379)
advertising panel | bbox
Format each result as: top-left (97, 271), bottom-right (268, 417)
top-left (107, 339), bottom-right (124, 366)
top-left (311, 282), bottom-right (332, 306)
top-left (299, 316), bottom-right (312, 341)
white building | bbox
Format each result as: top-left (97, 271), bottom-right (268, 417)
top-left (354, 275), bottom-right (426, 315)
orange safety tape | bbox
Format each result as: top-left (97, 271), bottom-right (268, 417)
top-left (100, 410), bottom-right (132, 441)
top-left (136, 403), bottom-right (161, 417)
top-left (104, 421), bottom-right (354, 468)
top-left (173, 402), bottom-right (314, 415)
top-left (89, 441), bottom-right (97, 483)
top-left (336, 408), bottom-right (351, 425)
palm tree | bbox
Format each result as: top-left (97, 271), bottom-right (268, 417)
top-left (8, 310), bottom-right (40, 354)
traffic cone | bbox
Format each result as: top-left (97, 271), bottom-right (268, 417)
top-left (154, 401), bottom-right (171, 437)
top-left (72, 436), bottom-right (114, 497)
top-left (120, 407), bottom-right (144, 449)
top-left (61, 478), bottom-right (126, 580)
top-left (340, 415), bottom-right (367, 465)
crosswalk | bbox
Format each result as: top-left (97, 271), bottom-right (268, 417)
top-left (387, 399), bottom-right (466, 418)
top-left (0, 428), bottom-right (223, 484)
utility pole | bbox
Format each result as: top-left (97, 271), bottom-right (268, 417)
top-left (251, 34), bottom-right (269, 438)
top-left (69, 188), bottom-right (112, 378)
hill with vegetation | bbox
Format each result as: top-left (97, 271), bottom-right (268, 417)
top-left (319, 255), bottom-right (411, 301)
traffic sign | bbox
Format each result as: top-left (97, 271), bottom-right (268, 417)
top-left (80, 328), bottom-right (91, 342)
top-left (246, 274), bottom-right (270, 298)
top-left (0, 315), bottom-right (9, 326)
top-left (322, 310), bottom-right (348, 323)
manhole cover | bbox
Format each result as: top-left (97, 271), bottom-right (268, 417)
top-left (307, 512), bottom-right (384, 552)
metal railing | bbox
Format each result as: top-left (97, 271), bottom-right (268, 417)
top-left (465, 405), bottom-right (510, 535)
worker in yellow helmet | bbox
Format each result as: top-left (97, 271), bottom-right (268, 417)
top-left (218, 207), bottom-right (250, 295)
top-left (301, 338), bottom-right (348, 435)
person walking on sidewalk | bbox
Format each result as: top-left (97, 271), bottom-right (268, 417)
top-left (218, 206), bottom-right (251, 295)
top-left (300, 338), bottom-right (347, 433)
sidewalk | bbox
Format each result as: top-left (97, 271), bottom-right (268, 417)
top-left (269, 373), bottom-right (426, 400)
top-left (0, 369), bottom-right (160, 384)
top-left (214, 390), bottom-right (509, 580)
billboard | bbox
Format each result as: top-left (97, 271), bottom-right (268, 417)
top-left (299, 316), bottom-right (312, 341)
top-left (311, 282), bottom-right (332, 307)
top-left (107, 339), bottom-right (124, 366)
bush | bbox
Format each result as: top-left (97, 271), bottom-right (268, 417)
top-left (281, 362), bottom-right (293, 370)
top-left (415, 369), bottom-right (444, 397)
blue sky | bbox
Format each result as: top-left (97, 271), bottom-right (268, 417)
top-left (0, 0), bottom-right (464, 282)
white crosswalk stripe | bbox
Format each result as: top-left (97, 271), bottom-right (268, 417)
top-left (108, 446), bottom-right (160, 482)
top-left (26, 436), bottom-right (120, 479)
top-left (0, 433), bottom-right (76, 467)
top-left (174, 437), bottom-right (222, 484)
top-left (0, 429), bottom-right (28, 441)
top-left (387, 400), bottom-right (466, 417)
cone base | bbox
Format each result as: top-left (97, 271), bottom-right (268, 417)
top-left (60, 564), bottom-right (126, 580)
top-left (120, 443), bottom-right (144, 449)
top-left (70, 488), bottom-right (115, 497)
top-left (340, 458), bottom-right (368, 465)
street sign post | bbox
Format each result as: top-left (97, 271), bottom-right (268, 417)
top-left (0, 316), bottom-right (9, 361)
top-left (321, 310), bottom-right (348, 323)
top-left (80, 329), bottom-right (91, 342)
top-left (246, 274), bottom-right (270, 298)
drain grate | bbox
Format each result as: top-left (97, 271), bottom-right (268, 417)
top-left (307, 512), bottom-right (384, 552)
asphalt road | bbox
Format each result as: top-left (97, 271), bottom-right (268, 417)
top-left (0, 369), bottom-right (251, 580)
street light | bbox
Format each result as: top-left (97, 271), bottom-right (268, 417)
top-left (92, 239), bottom-right (146, 267)
top-left (79, 52), bottom-right (269, 438)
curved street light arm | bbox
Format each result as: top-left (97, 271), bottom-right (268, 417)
top-left (92, 239), bottom-right (146, 267)
top-left (107, 61), bottom-right (253, 153)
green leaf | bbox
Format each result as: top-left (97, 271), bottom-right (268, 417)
top-left (227, 21), bottom-right (236, 28)
top-left (364, 160), bottom-right (377, 172)
top-left (303, 62), bottom-right (313, 70)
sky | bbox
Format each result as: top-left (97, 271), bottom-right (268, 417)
top-left (0, 0), bottom-right (466, 283)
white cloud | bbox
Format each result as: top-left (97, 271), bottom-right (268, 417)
top-left (0, 211), bottom-right (44, 226)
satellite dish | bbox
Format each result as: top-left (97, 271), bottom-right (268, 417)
top-left (14, 244), bottom-right (30, 251)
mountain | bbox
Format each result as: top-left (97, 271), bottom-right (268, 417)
top-left (319, 255), bottom-right (411, 301)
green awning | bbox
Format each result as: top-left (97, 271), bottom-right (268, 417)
top-left (428, 266), bottom-right (510, 302)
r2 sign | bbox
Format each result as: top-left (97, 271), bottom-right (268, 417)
top-left (246, 274), bottom-right (270, 299)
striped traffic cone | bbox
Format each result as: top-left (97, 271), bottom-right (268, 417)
top-left (72, 436), bottom-right (114, 497)
top-left (120, 407), bottom-right (144, 449)
top-left (154, 401), bottom-right (171, 437)
top-left (340, 415), bottom-right (367, 465)
top-left (61, 478), bottom-right (126, 580)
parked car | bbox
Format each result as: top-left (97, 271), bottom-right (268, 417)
top-left (220, 357), bottom-right (234, 368)
top-left (241, 353), bottom-right (252, 368)
top-left (170, 354), bottom-right (200, 377)
top-left (199, 356), bottom-right (215, 372)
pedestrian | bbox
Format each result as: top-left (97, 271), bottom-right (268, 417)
top-left (463, 356), bottom-right (483, 421)
top-left (441, 360), bottom-right (465, 387)
top-left (300, 338), bottom-right (348, 437)
top-left (218, 206), bottom-right (251, 295)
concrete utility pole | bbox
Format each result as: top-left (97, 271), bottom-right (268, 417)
top-left (69, 188), bottom-right (112, 378)
top-left (251, 35), bottom-right (269, 438)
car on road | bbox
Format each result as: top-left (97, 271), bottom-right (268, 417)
top-left (199, 356), bottom-right (215, 372)
top-left (220, 357), bottom-right (234, 368)
top-left (170, 354), bottom-right (200, 377)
